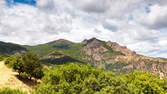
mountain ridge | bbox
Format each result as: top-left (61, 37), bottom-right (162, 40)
top-left (0, 38), bottom-right (167, 78)
top-left (0, 41), bottom-right (27, 55)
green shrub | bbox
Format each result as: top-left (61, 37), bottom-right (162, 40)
top-left (21, 53), bottom-right (44, 79)
top-left (33, 63), bottom-right (128, 94)
top-left (0, 55), bottom-right (4, 61)
top-left (4, 56), bottom-right (16, 68)
top-left (4, 53), bottom-right (44, 80)
top-left (33, 63), bottom-right (167, 94)
top-left (0, 88), bottom-right (27, 94)
top-left (122, 71), bottom-right (166, 94)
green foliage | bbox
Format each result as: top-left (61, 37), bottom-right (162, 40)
top-left (0, 55), bottom-right (4, 61)
top-left (4, 56), bottom-right (16, 68)
top-left (21, 53), bottom-right (44, 79)
top-left (0, 88), bottom-right (27, 94)
top-left (33, 63), bottom-right (167, 94)
top-left (4, 53), bottom-right (44, 80)
top-left (25, 44), bottom-right (54, 56)
top-left (122, 71), bottom-right (167, 94)
top-left (12, 56), bottom-right (24, 75)
top-left (41, 51), bottom-right (86, 65)
top-left (105, 62), bottom-right (131, 74)
top-left (0, 41), bottom-right (27, 55)
top-left (26, 41), bottom-right (85, 58)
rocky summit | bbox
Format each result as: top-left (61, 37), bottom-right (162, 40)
top-left (1, 38), bottom-right (167, 78)
top-left (24, 38), bottom-right (167, 78)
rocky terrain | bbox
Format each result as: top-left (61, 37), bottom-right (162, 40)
top-left (0, 38), bottom-right (167, 78)
top-left (80, 38), bottom-right (167, 78)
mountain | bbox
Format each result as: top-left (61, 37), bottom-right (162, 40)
top-left (25, 38), bottom-right (167, 78)
top-left (25, 39), bottom-right (74, 56)
top-left (0, 41), bottom-right (27, 55)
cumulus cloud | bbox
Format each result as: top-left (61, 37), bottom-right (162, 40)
top-left (0, 1), bottom-right (72, 44)
top-left (136, 4), bottom-right (167, 29)
top-left (0, 0), bottom-right (167, 58)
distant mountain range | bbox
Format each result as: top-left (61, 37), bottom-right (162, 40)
top-left (1, 38), bottom-right (167, 78)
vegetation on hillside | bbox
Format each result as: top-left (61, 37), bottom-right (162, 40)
top-left (4, 53), bottom-right (44, 80)
top-left (20, 38), bottom-right (167, 77)
top-left (0, 41), bottom-right (27, 55)
top-left (26, 42), bottom-right (88, 64)
top-left (0, 39), bottom-right (167, 94)
top-left (33, 63), bottom-right (167, 94)
top-left (0, 88), bottom-right (27, 94)
top-left (1, 56), bottom-right (167, 94)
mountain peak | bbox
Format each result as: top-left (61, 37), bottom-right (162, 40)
top-left (83, 37), bottom-right (100, 44)
top-left (47, 39), bottom-right (73, 44)
top-left (106, 41), bottom-right (138, 56)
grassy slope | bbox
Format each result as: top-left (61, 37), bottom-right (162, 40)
top-left (25, 40), bottom-right (126, 67)
top-left (24, 40), bottom-right (167, 76)
top-left (0, 42), bottom-right (27, 55)
top-left (25, 42), bottom-right (84, 56)
top-left (25, 44), bottom-right (55, 56)
top-left (25, 42), bottom-right (87, 64)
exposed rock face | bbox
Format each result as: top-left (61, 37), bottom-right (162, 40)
top-left (83, 39), bottom-right (108, 61)
top-left (26, 38), bottom-right (167, 78)
top-left (106, 41), bottom-right (138, 56)
top-left (80, 38), bottom-right (167, 78)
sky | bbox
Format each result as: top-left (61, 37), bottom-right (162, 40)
top-left (0, 0), bottom-right (167, 58)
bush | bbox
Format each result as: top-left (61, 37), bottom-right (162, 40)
top-left (122, 71), bottom-right (166, 94)
top-left (22, 53), bottom-right (44, 79)
top-left (33, 63), bottom-right (167, 94)
top-left (4, 56), bottom-right (16, 68)
top-left (4, 53), bottom-right (44, 80)
top-left (0, 55), bottom-right (4, 61)
top-left (0, 88), bottom-right (27, 94)
top-left (33, 63), bottom-right (128, 94)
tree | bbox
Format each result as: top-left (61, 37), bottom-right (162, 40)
top-left (33, 63), bottom-right (167, 94)
top-left (33, 63), bottom-right (123, 94)
top-left (4, 53), bottom-right (44, 80)
top-left (12, 56), bottom-right (24, 76)
top-left (21, 52), bottom-right (44, 80)
top-left (122, 71), bottom-right (166, 94)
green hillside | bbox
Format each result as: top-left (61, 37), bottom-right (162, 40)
top-left (0, 41), bottom-right (27, 55)
top-left (25, 38), bottom-right (125, 65)
top-left (24, 38), bottom-right (167, 77)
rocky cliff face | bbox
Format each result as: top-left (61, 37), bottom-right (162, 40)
top-left (26, 38), bottom-right (167, 78)
top-left (106, 41), bottom-right (138, 56)
top-left (80, 38), bottom-right (167, 78)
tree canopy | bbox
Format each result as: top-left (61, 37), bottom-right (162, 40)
top-left (33, 63), bottom-right (167, 94)
top-left (4, 52), bottom-right (44, 80)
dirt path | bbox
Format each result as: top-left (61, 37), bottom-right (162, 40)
top-left (0, 61), bottom-right (32, 93)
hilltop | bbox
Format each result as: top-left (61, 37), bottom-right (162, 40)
top-left (0, 38), bottom-right (167, 77)
top-left (0, 41), bottom-right (27, 55)
top-left (24, 38), bottom-right (167, 77)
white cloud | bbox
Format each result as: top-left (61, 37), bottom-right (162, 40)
top-left (0, 0), bottom-right (167, 58)
top-left (136, 4), bottom-right (167, 29)
top-left (0, 2), bottom-right (72, 44)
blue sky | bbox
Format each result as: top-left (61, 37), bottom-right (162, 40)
top-left (5, 0), bottom-right (36, 6)
top-left (0, 0), bottom-right (167, 58)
